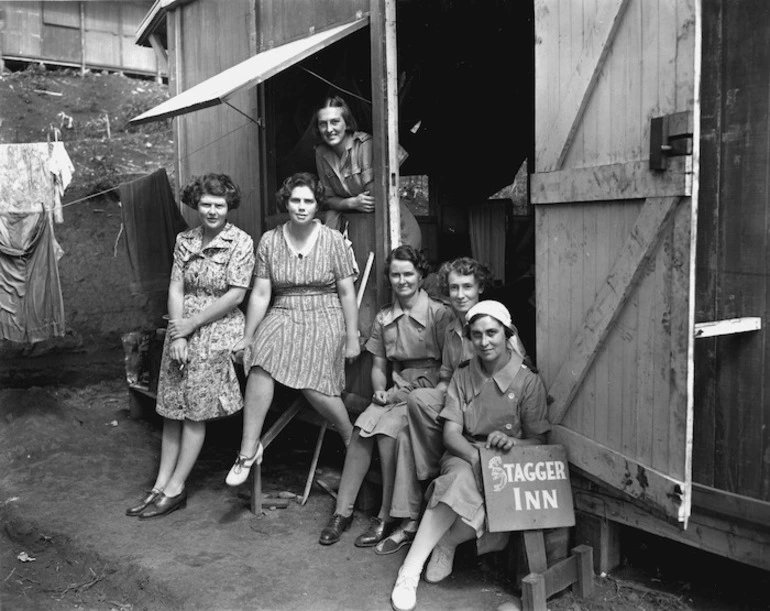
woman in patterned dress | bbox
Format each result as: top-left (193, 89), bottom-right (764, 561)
top-left (390, 301), bottom-right (550, 611)
top-left (318, 245), bottom-right (453, 547)
top-left (225, 172), bottom-right (360, 487)
top-left (125, 173), bottom-right (255, 520)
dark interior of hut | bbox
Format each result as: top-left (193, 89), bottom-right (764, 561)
top-left (265, 0), bottom-right (538, 358)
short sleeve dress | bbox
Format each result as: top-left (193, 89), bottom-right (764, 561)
top-left (156, 223), bottom-right (255, 422)
top-left (354, 289), bottom-right (453, 439)
top-left (243, 221), bottom-right (356, 397)
top-left (426, 351), bottom-right (550, 552)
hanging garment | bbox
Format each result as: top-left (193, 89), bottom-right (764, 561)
top-left (469, 201), bottom-right (507, 282)
top-left (118, 168), bottom-right (188, 296)
top-left (0, 208), bottom-right (66, 343)
top-left (0, 142), bottom-right (74, 223)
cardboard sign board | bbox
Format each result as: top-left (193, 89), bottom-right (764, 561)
top-left (480, 444), bottom-right (575, 533)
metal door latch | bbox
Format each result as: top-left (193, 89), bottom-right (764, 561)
top-left (649, 111), bottom-right (693, 171)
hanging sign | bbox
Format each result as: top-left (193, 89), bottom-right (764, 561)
top-left (479, 444), bottom-right (575, 532)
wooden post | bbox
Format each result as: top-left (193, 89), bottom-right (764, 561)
top-left (148, 33), bottom-right (168, 84)
top-left (572, 545), bottom-right (595, 598)
top-left (370, 0), bottom-right (401, 306)
top-left (575, 510), bottom-right (621, 574)
top-left (79, 2), bottom-right (86, 76)
top-left (521, 573), bottom-right (547, 611)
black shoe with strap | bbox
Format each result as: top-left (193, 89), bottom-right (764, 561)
top-left (319, 513), bottom-right (353, 545)
top-left (354, 516), bottom-right (395, 548)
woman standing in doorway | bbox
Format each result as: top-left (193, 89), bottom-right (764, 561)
top-left (225, 172), bottom-right (359, 487)
top-left (313, 95), bottom-right (422, 261)
top-left (125, 173), bottom-right (255, 519)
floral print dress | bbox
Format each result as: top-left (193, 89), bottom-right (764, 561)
top-left (156, 223), bottom-right (255, 422)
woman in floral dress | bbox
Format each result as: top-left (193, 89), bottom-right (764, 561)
top-left (225, 172), bottom-right (359, 487)
top-left (125, 173), bottom-right (255, 519)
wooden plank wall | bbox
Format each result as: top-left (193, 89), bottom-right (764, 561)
top-left (535, 0), bottom-right (697, 483)
top-left (256, 0), bottom-right (368, 50)
top-left (174, 0), bottom-right (262, 239)
top-left (0, 1), bottom-right (160, 75)
top-left (694, 0), bottom-right (770, 502)
top-left (536, 0), bottom-right (696, 172)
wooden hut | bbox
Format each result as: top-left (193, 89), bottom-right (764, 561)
top-left (0, 1), bottom-right (165, 78)
top-left (132, 0), bottom-right (769, 574)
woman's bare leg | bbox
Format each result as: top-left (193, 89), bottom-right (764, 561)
top-left (239, 367), bottom-right (274, 457)
top-left (302, 388), bottom-right (353, 446)
top-left (376, 435), bottom-right (398, 522)
top-left (163, 420), bottom-right (206, 496)
top-left (334, 428), bottom-right (375, 516)
top-left (152, 418), bottom-right (182, 491)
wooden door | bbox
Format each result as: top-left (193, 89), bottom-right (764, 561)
top-left (532, 0), bottom-right (701, 524)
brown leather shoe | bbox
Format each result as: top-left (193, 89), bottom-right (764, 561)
top-left (125, 488), bottom-right (162, 517)
top-left (354, 517), bottom-right (395, 548)
top-left (319, 513), bottom-right (353, 545)
top-left (138, 489), bottom-right (187, 519)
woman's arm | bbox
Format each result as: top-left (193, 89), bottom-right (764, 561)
top-left (370, 355), bottom-right (389, 405)
top-left (168, 286), bottom-right (247, 340)
top-left (326, 191), bottom-right (375, 213)
top-left (166, 277), bottom-right (187, 365)
top-left (336, 275), bottom-right (360, 359)
top-left (241, 277), bottom-right (272, 338)
top-left (443, 420), bottom-right (478, 465)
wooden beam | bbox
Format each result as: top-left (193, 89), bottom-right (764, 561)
top-left (575, 488), bottom-right (770, 571)
top-left (538, 0), bottom-right (631, 171)
top-left (370, 0), bottom-right (400, 306)
top-left (552, 425), bottom-right (689, 523)
top-left (547, 196), bottom-right (680, 425)
top-left (531, 157), bottom-right (693, 204)
top-left (693, 317), bottom-right (762, 338)
top-left (148, 32), bottom-right (168, 69)
top-left (79, 2), bottom-right (86, 77)
top-left (692, 483), bottom-right (770, 527)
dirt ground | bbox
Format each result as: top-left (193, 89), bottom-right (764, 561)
top-left (1, 378), bottom-right (769, 611)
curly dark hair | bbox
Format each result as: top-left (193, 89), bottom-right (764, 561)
top-left (311, 95), bottom-right (358, 143)
top-left (437, 257), bottom-right (492, 296)
top-left (384, 244), bottom-right (430, 279)
top-left (276, 172), bottom-right (325, 213)
top-left (180, 173), bottom-right (241, 210)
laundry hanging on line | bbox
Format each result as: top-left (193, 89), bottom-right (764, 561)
top-left (0, 142), bottom-right (74, 223)
top-left (118, 168), bottom-right (188, 297)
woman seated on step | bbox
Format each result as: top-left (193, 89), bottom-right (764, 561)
top-left (318, 244), bottom-right (453, 547)
top-left (225, 172), bottom-right (360, 487)
top-left (379, 257), bottom-right (529, 555)
top-left (390, 300), bottom-right (551, 611)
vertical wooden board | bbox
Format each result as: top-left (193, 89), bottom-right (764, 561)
top-left (667, 199), bottom-right (693, 482)
top-left (535, 207), bottom-right (551, 382)
top-left (594, 203), bottom-right (612, 446)
top-left (639, 0), bottom-right (660, 166)
top-left (580, 203), bottom-right (598, 438)
top-left (692, 0), bottom-right (722, 487)
top-left (674, 0), bottom-right (698, 113)
top-left (650, 218), bottom-right (673, 474)
top-left (656, 0), bottom-right (677, 113)
top-left (607, 0), bottom-right (626, 165)
top-left (83, 2), bottom-right (116, 32)
top-left (534, 0), bottom-right (557, 172)
top-left (623, 0), bottom-right (642, 162)
top-left (559, 205), bottom-right (586, 431)
top-left (591, 0), bottom-right (613, 168)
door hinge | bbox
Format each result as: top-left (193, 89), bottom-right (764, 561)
top-left (649, 111), bottom-right (693, 171)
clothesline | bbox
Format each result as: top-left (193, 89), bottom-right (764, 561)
top-left (60, 115), bottom-right (257, 210)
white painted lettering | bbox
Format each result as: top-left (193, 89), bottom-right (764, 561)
top-left (554, 461), bottom-right (566, 480)
top-left (513, 487), bottom-right (522, 510)
top-left (543, 489), bottom-right (558, 509)
top-left (524, 490), bottom-right (540, 510)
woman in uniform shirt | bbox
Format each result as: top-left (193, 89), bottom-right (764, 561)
top-left (390, 300), bottom-right (550, 611)
top-left (318, 245), bottom-right (453, 547)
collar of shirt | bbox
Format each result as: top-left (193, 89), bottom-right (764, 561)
top-left (468, 350), bottom-right (525, 397)
top-left (382, 288), bottom-right (431, 327)
top-left (180, 222), bottom-right (236, 254)
top-left (317, 131), bottom-right (372, 168)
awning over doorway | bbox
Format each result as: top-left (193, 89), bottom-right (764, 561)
top-left (130, 16), bottom-right (369, 125)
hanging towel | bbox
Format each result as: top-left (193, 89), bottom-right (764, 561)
top-left (119, 168), bottom-right (188, 296)
top-left (0, 142), bottom-right (73, 223)
top-left (0, 208), bottom-right (66, 343)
